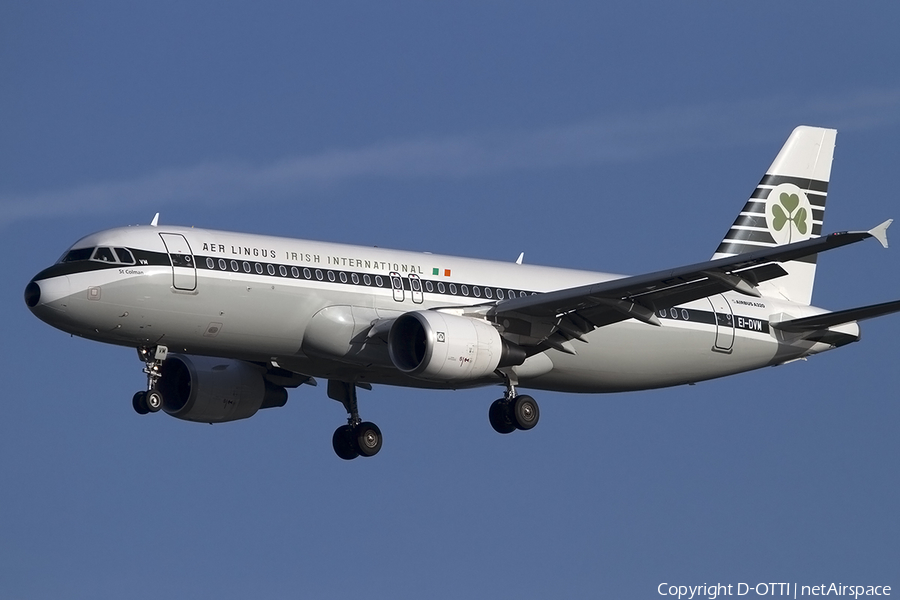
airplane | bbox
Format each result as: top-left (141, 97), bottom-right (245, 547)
top-left (24, 126), bottom-right (900, 460)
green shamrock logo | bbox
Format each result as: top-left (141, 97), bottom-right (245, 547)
top-left (771, 192), bottom-right (808, 241)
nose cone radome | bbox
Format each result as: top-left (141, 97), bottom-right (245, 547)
top-left (24, 275), bottom-right (70, 319)
top-left (24, 280), bottom-right (41, 308)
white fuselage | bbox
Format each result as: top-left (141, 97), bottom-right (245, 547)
top-left (27, 225), bottom-right (859, 394)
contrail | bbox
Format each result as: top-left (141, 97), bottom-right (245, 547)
top-left (3, 89), bottom-right (899, 228)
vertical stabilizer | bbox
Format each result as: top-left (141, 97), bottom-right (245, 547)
top-left (712, 126), bottom-right (836, 305)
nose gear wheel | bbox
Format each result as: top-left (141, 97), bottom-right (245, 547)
top-left (132, 345), bottom-right (168, 415)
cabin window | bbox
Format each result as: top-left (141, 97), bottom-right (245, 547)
top-left (327, 271), bottom-right (336, 282)
top-left (449, 283), bottom-right (457, 294)
top-left (231, 260), bottom-right (239, 272)
top-left (303, 268), bottom-right (312, 279)
top-left (279, 265), bottom-right (288, 277)
top-left (351, 273), bottom-right (359, 284)
top-left (315, 269), bottom-right (324, 281)
top-left (375, 275), bottom-right (384, 287)
top-left (472, 286), bottom-right (481, 298)
top-left (242, 262), bottom-right (251, 273)
top-left (496, 289), bottom-right (504, 300)
top-left (292, 267), bottom-right (300, 278)
top-left (364, 274), bottom-right (372, 286)
top-left (206, 258), bottom-right (215, 269)
top-left (339, 272), bottom-right (348, 283)
top-left (267, 264), bottom-right (276, 276)
top-left (461, 285), bottom-right (469, 296)
top-left (219, 259), bottom-right (227, 270)
top-left (425, 281), bottom-right (433, 292)
top-left (254, 263), bottom-right (264, 275)
top-left (437, 282), bottom-right (445, 293)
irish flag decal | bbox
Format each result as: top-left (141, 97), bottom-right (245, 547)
top-left (432, 268), bottom-right (451, 277)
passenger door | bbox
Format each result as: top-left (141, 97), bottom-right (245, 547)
top-left (707, 294), bottom-right (734, 352)
top-left (159, 233), bottom-right (197, 291)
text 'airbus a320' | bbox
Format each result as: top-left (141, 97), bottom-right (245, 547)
top-left (25, 126), bottom-right (900, 459)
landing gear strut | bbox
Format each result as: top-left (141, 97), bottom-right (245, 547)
top-left (489, 372), bottom-right (540, 434)
top-left (329, 380), bottom-right (382, 460)
top-left (132, 345), bottom-right (168, 415)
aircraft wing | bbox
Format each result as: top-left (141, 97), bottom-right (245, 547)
top-left (487, 221), bottom-right (891, 351)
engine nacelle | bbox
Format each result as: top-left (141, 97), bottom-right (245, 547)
top-left (157, 354), bottom-right (288, 423)
top-left (388, 311), bottom-right (525, 382)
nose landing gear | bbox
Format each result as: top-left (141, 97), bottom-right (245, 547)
top-left (132, 345), bottom-right (168, 415)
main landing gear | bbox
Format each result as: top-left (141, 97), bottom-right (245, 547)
top-left (328, 380), bottom-right (382, 460)
top-left (132, 345), bottom-right (168, 415)
top-left (489, 375), bottom-right (540, 434)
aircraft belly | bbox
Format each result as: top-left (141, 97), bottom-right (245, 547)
top-left (52, 273), bottom-right (321, 358)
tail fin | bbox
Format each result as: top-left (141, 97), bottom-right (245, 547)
top-left (712, 126), bottom-right (836, 305)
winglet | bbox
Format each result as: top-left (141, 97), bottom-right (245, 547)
top-left (868, 219), bottom-right (892, 249)
top-left (516, 252), bottom-right (524, 265)
top-left (150, 213), bottom-right (160, 227)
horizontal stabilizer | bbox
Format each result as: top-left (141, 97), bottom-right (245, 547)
top-left (771, 298), bottom-right (900, 332)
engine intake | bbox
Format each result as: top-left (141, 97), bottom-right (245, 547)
top-left (157, 354), bottom-right (287, 423)
top-left (388, 311), bottom-right (525, 382)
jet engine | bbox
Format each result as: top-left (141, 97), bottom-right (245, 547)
top-left (388, 311), bottom-right (525, 382)
top-left (157, 354), bottom-right (288, 423)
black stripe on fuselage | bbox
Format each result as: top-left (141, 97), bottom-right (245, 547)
top-left (193, 254), bottom-right (538, 301)
top-left (34, 247), bottom-right (541, 303)
top-left (657, 306), bottom-right (770, 334)
top-left (36, 248), bottom-right (776, 337)
top-left (31, 249), bottom-right (169, 280)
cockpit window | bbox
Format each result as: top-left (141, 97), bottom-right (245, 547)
top-left (58, 246), bottom-right (137, 265)
top-left (113, 247), bottom-right (135, 264)
top-left (60, 248), bottom-right (93, 263)
top-left (92, 247), bottom-right (116, 262)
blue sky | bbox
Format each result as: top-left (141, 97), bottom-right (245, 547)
top-left (2, 3), bottom-right (898, 598)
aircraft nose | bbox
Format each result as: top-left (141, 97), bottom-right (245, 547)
top-left (24, 275), bottom-right (70, 314)
top-left (24, 280), bottom-right (41, 308)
